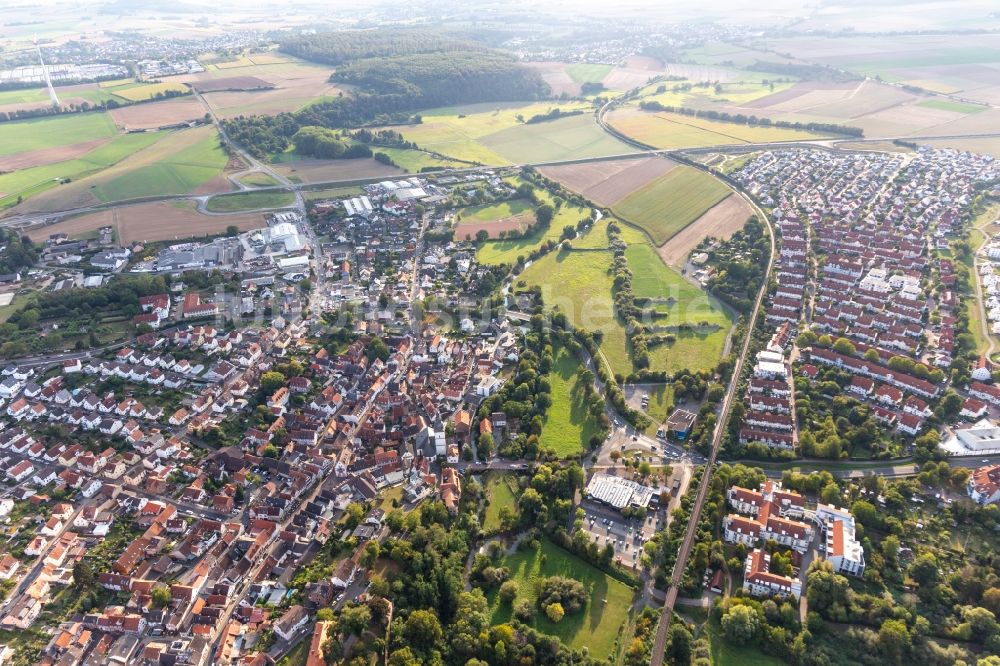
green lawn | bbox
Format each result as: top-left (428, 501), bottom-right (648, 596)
top-left (565, 63), bottom-right (613, 84)
top-left (488, 539), bottom-right (635, 660)
top-left (633, 383), bottom-right (675, 429)
top-left (482, 473), bottom-right (519, 533)
top-left (206, 189), bottom-right (295, 212)
top-left (539, 345), bottom-right (599, 457)
top-left (625, 243), bottom-right (732, 374)
top-left (0, 131), bottom-right (164, 208)
top-left (613, 166), bottom-right (731, 245)
top-left (0, 112), bottom-right (118, 156)
top-left (916, 98), bottom-right (987, 114)
top-left (517, 248), bottom-right (632, 376)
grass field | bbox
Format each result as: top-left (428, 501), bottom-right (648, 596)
top-left (625, 243), bottom-right (732, 374)
top-left (0, 132), bottom-right (164, 209)
top-left (518, 249), bottom-right (633, 376)
top-left (539, 346), bottom-right (599, 457)
top-left (106, 81), bottom-right (189, 101)
top-left (915, 98), bottom-right (987, 114)
top-left (463, 198), bottom-right (534, 222)
top-left (607, 108), bottom-right (829, 149)
top-left (482, 473), bottom-right (519, 533)
top-left (475, 186), bottom-right (593, 265)
top-left (456, 198), bottom-right (537, 240)
top-left (0, 112), bottom-right (117, 157)
top-left (566, 63), bottom-right (614, 84)
top-left (374, 146), bottom-right (469, 172)
top-left (0, 86), bottom-right (121, 108)
top-left (92, 130), bottom-right (228, 202)
top-left (236, 172), bottom-right (280, 187)
top-left (390, 101), bottom-right (633, 165)
top-left (613, 166), bottom-right (732, 245)
top-left (206, 189), bottom-right (295, 212)
top-left (488, 539), bottom-right (634, 660)
top-left (305, 186), bottom-right (363, 200)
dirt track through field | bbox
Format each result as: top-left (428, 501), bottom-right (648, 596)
top-left (658, 194), bottom-right (752, 267)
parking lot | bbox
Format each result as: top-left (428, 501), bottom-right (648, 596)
top-left (578, 499), bottom-right (663, 569)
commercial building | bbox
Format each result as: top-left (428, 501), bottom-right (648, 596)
top-left (585, 473), bottom-right (657, 511)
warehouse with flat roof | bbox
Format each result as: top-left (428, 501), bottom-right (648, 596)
top-left (585, 473), bottom-right (657, 510)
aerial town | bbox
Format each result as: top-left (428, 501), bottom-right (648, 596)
top-left (0, 2), bottom-right (1000, 665)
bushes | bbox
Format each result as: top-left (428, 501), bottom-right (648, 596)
top-left (536, 576), bottom-right (587, 614)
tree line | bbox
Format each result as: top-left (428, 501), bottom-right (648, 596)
top-left (638, 100), bottom-right (864, 137)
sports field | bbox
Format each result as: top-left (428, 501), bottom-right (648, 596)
top-left (205, 189), bottom-right (295, 212)
top-left (390, 102), bottom-right (633, 165)
top-left (487, 538), bottom-right (634, 660)
top-left (612, 166), bottom-right (732, 245)
top-left (538, 346), bottom-right (599, 457)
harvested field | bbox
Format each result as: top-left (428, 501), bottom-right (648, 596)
top-left (109, 98), bottom-right (206, 130)
top-left (30, 201), bottom-right (266, 244)
top-left (602, 64), bottom-right (661, 91)
top-left (658, 194), bottom-right (752, 266)
top-left (921, 136), bottom-right (1000, 158)
top-left (539, 156), bottom-right (676, 206)
top-left (0, 138), bottom-right (108, 172)
top-left (524, 62), bottom-right (580, 97)
top-left (192, 76), bottom-right (273, 92)
top-left (272, 156), bottom-right (402, 184)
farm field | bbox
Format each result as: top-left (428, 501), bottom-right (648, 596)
top-left (389, 101), bottom-right (632, 165)
top-left (916, 98), bottom-right (987, 114)
top-left (475, 188), bottom-right (592, 265)
top-left (658, 194), bottom-right (752, 267)
top-left (193, 55), bottom-right (344, 118)
top-left (0, 112), bottom-right (117, 158)
top-left (607, 108), bottom-right (830, 149)
top-left (108, 97), bottom-right (206, 130)
top-left (28, 201), bottom-right (267, 245)
top-left (538, 346), bottom-right (599, 457)
top-left (271, 155), bottom-right (403, 184)
top-left (517, 248), bottom-right (636, 376)
top-left (0, 131), bottom-right (164, 210)
top-left (636, 78), bottom-right (797, 110)
top-left (14, 126), bottom-right (231, 213)
top-left (921, 136), bottom-right (1000, 158)
top-left (105, 81), bottom-right (189, 101)
top-left (566, 63), bottom-right (613, 84)
top-left (625, 243), bottom-right (732, 374)
top-left (304, 186), bottom-right (363, 201)
top-left (455, 199), bottom-right (536, 240)
top-left (0, 83), bottom-right (122, 113)
top-left (487, 538), bottom-right (634, 660)
top-left (205, 189), bottom-right (295, 212)
top-left (482, 473), bottom-right (518, 533)
top-left (539, 156), bottom-right (676, 207)
top-left (612, 166), bottom-right (732, 246)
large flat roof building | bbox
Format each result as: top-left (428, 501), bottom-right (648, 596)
top-left (586, 473), bottom-right (656, 510)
